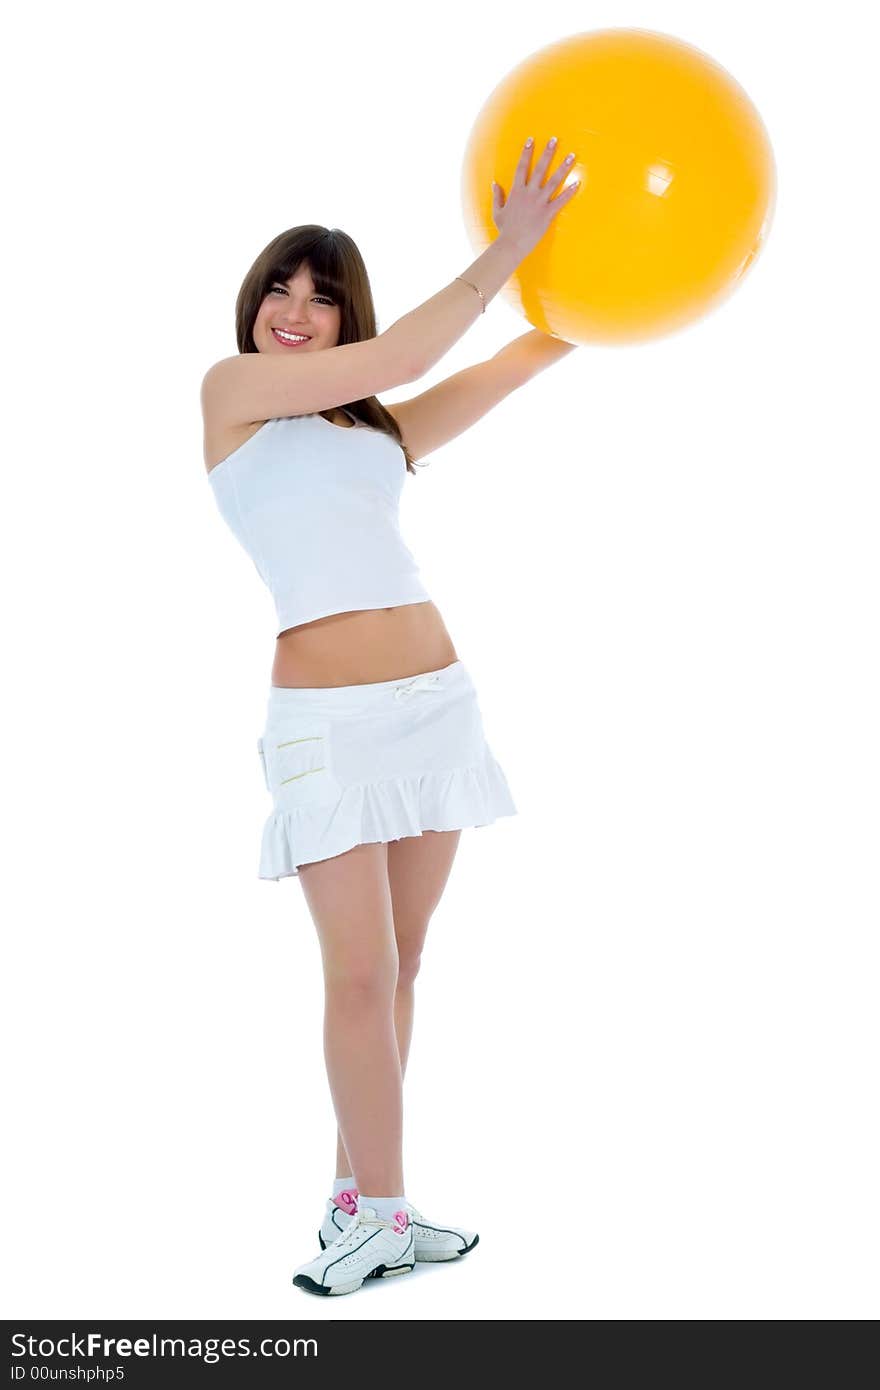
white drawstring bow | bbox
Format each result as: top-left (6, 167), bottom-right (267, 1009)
top-left (393, 672), bottom-right (444, 701)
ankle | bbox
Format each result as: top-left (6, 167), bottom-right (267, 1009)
top-left (359, 1194), bottom-right (408, 1228)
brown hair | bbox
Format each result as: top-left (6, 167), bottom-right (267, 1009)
top-left (235, 225), bottom-right (423, 476)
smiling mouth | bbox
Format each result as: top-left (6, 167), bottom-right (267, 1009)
top-left (272, 328), bottom-right (312, 346)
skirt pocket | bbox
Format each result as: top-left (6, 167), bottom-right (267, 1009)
top-left (259, 717), bottom-right (344, 810)
top-left (256, 737), bottom-right (270, 791)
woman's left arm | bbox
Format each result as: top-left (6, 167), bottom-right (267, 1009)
top-left (492, 328), bottom-right (578, 388)
top-left (387, 329), bottom-right (578, 463)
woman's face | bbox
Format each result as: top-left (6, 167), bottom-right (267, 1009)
top-left (253, 263), bottom-right (342, 355)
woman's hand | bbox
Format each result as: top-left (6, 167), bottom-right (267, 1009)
top-left (492, 137), bottom-right (579, 255)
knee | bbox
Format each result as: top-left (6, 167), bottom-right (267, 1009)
top-left (325, 953), bottom-right (399, 1010)
top-left (396, 946), bottom-right (423, 989)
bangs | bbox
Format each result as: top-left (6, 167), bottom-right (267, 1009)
top-left (271, 253), bottom-right (346, 304)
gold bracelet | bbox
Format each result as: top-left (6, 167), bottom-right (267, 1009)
top-left (455, 275), bottom-right (486, 313)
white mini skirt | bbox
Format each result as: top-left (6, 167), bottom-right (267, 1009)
top-left (255, 659), bottom-right (517, 880)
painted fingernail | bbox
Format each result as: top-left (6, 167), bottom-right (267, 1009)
top-left (525, 137), bottom-right (533, 147)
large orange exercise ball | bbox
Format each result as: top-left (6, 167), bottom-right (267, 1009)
top-left (461, 28), bottom-right (777, 345)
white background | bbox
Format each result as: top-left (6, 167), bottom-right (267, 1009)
top-left (3, 0), bottom-right (877, 1322)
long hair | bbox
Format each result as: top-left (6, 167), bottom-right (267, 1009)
top-left (235, 225), bottom-right (423, 476)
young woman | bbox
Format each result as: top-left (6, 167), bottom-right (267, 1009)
top-left (202, 137), bottom-right (579, 1297)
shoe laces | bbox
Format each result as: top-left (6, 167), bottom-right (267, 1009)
top-left (326, 1206), bottom-right (394, 1251)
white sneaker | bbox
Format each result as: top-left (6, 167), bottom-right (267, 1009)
top-left (406, 1200), bottom-right (479, 1262)
top-left (294, 1205), bottom-right (414, 1297)
top-left (317, 1194), bottom-right (478, 1262)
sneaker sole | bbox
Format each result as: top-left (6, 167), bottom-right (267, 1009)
top-left (293, 1262), bottom-right (415, 1296)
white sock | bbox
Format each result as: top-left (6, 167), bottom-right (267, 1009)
top-left (358, 1194), bottom-right (407, 1224)
top-left (332, 1175), bottom-right (356, 1198)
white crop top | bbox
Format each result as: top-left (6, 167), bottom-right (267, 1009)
top-left (206, 409), bottom-right (431, 636)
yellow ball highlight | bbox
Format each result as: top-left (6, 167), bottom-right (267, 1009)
top-left (461, 28), bottom-right (777, 345)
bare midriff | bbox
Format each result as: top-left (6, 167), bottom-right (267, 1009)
top-left (204, 408), bottom-right (460, 689)
top-left (271, 601), bottom-right (459, 688)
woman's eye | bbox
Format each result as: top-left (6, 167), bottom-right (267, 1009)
top-left (269, 287), bottom-right (333, 304)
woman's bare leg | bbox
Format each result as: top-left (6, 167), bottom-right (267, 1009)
top-left (298, 841), bottom-right (403, 1195)
top-left (333, 829), bottom-right (462, 1180)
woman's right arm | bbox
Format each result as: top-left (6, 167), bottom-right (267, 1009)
top-left (383, 235), bottom-right (525, 380)
top-left (201, 237), bottom-right (525, 429)
top-left (202, 139), bottom-right (576, 427)
top-left (380, 136), bottom-right (579, 377)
